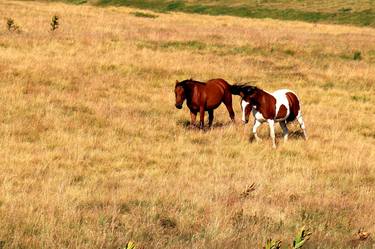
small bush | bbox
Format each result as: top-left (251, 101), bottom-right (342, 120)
top-left (6, 18), bottom-right (20, 32)
top-left (284, 49), bottom-right (295, 56)
top-left (351, 95), bottom-right (369, 102)
top-left (338, 7), bottom-right (352, 13)
top-left (160, 217), bottom-right (177, 229)
top-left (265, 239), bottom-right (281, 249)
top-left (124, 241), bottom-right (136, 249)
top-left (293, 228), bottom-right (312, 248)
top-left (50, 15), bottom-right (59, 31)
top-left (353, 51), bottom-right (362, 60)
top-left (264, 227), bottom-right (311, 249)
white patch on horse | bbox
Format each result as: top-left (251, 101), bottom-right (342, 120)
top-left (272, 89), bottom-right (293, 121)
top-left (252, 109), bottom-right (265, 122)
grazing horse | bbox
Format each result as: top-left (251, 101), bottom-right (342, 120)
top-left (174, 78), bottom-right (236, 129)
top-left (232, 85), bottom-right (307, 148)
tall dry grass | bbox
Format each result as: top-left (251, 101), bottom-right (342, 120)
top-left (0, 1), bottom-right (375, 248)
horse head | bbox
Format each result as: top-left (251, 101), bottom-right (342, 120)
top-left (174, 80), bottom-right (186, 109)
top-left (239, 86), bottom-right (258, 124)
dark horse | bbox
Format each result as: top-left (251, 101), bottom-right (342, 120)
top-left (174, 78), bottom-right (238, 129)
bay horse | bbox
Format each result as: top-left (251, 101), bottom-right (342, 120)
top-left (232, 85), bottom-right (307, 148)
top-left (174, 78), bottom-right (237, 129)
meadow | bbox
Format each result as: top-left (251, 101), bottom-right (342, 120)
top-left (0, 0), bottom-right (375, 248)
top-left (70, 0), bottom-right (375, 27)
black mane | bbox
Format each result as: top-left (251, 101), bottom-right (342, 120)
top-left (230, 84), bottom-right (259, 96)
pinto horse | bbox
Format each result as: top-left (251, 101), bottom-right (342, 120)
top-left (232, 85), bottom-right (307, 148)
top-left (174, 78), bottom-right (237, 129)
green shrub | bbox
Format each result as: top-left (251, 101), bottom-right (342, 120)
top-left (265, 239), bottom-right (282, 249)
top-left (124, 241), bottom-right (136, 249)
top-left (6, 18), bottom-right (20, 32)
top-left (293, 227), bottom-right (312, 248)
top-left (130, 11), bottom-right (158, 18)
top-left (50, 15), bottom-right (59, 31)
top-left (353, 51), bottom-right (362, 60)
top-left (264, 227), bottom-right (311, 249)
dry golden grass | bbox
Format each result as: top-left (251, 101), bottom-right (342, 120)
top-left (0, 1), bottom-right (375, 248)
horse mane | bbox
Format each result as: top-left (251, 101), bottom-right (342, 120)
top-left (231, 84), bottom-right (260, 96)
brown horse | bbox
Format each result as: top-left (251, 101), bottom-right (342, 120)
top-left (174, 78), bottom-right (237, 129)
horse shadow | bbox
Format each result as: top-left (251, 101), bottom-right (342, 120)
top-left (176, 119), bottom-right (234, 131)
top-left (248, 130), bottom-right (305, 143)
top-left (288, 130), bottom-right (306, 140)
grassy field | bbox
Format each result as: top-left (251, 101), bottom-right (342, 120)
top-left (1, 0), bottom-right (375, 248)
top-left (55, 0), bottom-right (375, 27)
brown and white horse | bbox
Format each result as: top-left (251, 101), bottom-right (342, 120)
top-left (232, 85), bottom-right (307, 148)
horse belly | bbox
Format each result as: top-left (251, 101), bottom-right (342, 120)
top-left (253, 109), bottom-right (266, 122)
top-left (205, 86), bottom-right (225, 110)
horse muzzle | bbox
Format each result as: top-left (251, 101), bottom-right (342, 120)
top-left (175, 104), bottom-right (183, 109)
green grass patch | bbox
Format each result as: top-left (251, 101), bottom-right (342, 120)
top-left (94, 0), bottom-right (375, 27)
top-left (138, 40), bottom-right (264, 57)
top-left (340, 50), bottom-right (363, 61)
top-left (130, 11), bottom-right (158, 18)
top-left (67, 0), bottom-right (87, 4)
top-left (351, 95), bottom-right (370, 102)
top-left (320, 82), bottom-right (335, 90)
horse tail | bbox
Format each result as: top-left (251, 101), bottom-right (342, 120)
top-left (230, 84), bottom-right (246, 95)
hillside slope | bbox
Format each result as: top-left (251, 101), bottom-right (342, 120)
top-left (60, 0), bottom-right (375, 27)
top-left (1, 0), bottom-right (375, 248)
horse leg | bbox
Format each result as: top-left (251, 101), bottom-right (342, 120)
top-left (199, 106), bottom-right (205, 129)
top-left (267, 119), bottom-right (276, 148)
top-left (208, 110), bottom-right (214, 128)
top-left (252, 119), bottom-right (263, 142)
top-left (297, 112), bottom-right (308, 140)
top-left (224, 96), bottom-right (235, 122)
top-left (279, 121), bottom-right (289, 142)
top-left (190, 111), bottom-right (197, 128)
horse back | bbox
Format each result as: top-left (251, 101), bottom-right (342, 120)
top-left (204, 79), bottom-right (231, 108)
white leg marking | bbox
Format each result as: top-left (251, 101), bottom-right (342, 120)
top-left (252, 119), bottom-right (263, 142)
top-left (268, 119), bottom-right (276, 148)
top-left (279, 121), bottom-right (289, 142)
top-left (297, 111), bottom-right (308, 140)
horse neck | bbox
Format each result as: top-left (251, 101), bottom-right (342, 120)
top-left (252, 89), bottom-right (274, 106)
top-left (183, 81), bottom-right (200, 98)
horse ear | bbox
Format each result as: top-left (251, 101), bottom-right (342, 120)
top-left (175, 80), bottom-right (179, 85)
